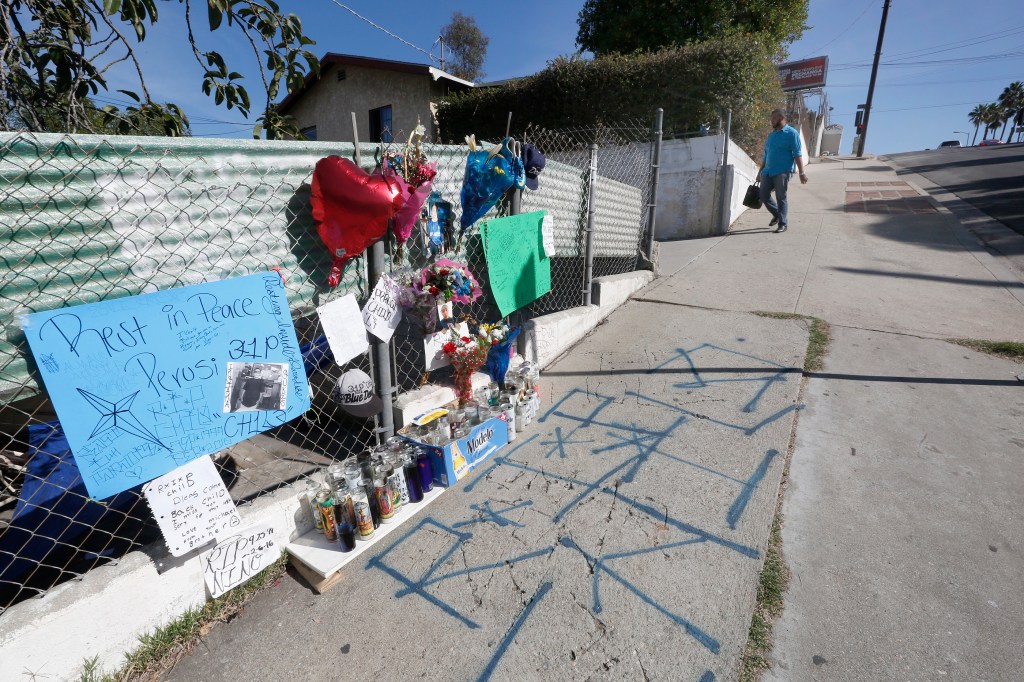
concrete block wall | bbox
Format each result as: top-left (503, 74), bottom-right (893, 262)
top-left (654, 134), bottom-right (788, 240)
top-left (2, 479), bottom-right (312, 679)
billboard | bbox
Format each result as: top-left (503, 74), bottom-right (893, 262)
top-left (778, 56), bottom-right (828, 91)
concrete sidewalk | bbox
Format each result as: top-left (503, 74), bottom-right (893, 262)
top-left (673, 156), bottom-right (1024, 682)
top-left (157, 157), bottom-right (1024, 681)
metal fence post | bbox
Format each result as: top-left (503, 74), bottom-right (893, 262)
top-left (353, 113), bottom-right (395, 440)
top-left (717, 108), bottom-right (733, 235)
top-left (644, 108), bottom-right (664, 262)
top-left (582, 143), bottom-right (598, 306)
top-left (368, 238), bottom-right (395, 439)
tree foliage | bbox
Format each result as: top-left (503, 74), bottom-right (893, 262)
top-left (437, 34), bottom-right (784, 156)
top-left (1, 0), bottom-right (319, 138)
top-left (440, 11), bottom-right (488, 82)
top-left (996, 81), bottom-right (1024, 142)
top-left (576, 0), bottom-right (809, 55)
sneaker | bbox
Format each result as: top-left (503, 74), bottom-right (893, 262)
top-left (769, 216), bottom-right (779, 227)
top-left (775, 223), bottom-right (788, 233)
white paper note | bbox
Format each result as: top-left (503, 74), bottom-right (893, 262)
top-left (201, 521), bottom-right (281, 598)
top-left (318, 293), bottom-right (369, 366)
top-left (362, 274), bottom-right (403, 343)
top-left (542, 213), bottom-right (557, 258)
top-left (424, 322), bottom-right (468, 371)
top-left (143, 455), bottom-right (241, 557)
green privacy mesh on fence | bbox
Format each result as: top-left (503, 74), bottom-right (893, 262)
top-left (0, 118), bottom-right (657, 611)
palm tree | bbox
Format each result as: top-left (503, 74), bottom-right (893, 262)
top-left (968, 104), bottom-right (984, 145)
top-left (981, 103), bottom-right (1002, 141)
top-left (998, 81), bottom-right (1024, 142)
top-left (997, 82), bottom-right (1024, 142)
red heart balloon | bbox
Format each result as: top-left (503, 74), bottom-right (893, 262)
top-left (311, 156), bottom-right (405, 286)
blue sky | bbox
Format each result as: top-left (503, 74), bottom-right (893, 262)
top-left (106, 1), bottom-right (1024, 154)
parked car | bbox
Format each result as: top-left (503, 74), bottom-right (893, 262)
top-left (979, 139), bottom-right (1004, 146)
top-left (938, 140), bottom-right (961, 148)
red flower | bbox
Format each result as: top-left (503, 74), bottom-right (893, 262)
top-left (438, 269), bottom-right (450, 276)
top-left (429, 286), bottom-right (439, 295)
top-left (443, 342), bottom-right (456, 354)
top-left (461, 336), bottom-right (471, 343)
top-left (491, 339), bottom-right (498, 345)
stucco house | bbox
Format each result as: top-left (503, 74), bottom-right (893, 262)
top-left (277, 53), bottom-right (474, 143)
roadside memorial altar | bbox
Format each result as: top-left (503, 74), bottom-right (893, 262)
top-left (288, 140), bottom-right (555, 588)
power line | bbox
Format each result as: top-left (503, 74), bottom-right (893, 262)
top-left (827, 75), bottom-right (1024, 88)
top-left (326, 0), bottom-right (438, 63)
top-left (830, 50), bottom-right (1024, 70)
top-left (192, 130), bottom-right (254, 137)
top-left (832, 100), bottom-right (992, 116)
top-left (883, 24), bottom-right (1024, 60)
top-left (92, 96), bottom-right (254, 126)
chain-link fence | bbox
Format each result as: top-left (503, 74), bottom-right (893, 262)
top-left (0, 115), bottom-right (660, 613)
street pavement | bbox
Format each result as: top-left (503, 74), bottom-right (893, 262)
top-left (160, 157), bottom-right (1024, 681)
top-left (883, 144), bottom-right (1024, 237)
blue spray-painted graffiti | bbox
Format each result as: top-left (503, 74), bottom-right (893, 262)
top-left (453, 500), bottom-right (534, 529)
top-left (475, 581), bottom-right (553, 682)
top-left (364, 342), bottom-right (799, 679)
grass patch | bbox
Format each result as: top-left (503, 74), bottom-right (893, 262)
top-left (79, 555), bottom-right (288, 682)
top-left (947, 338), bottom-right (1024, 362)
top-left (804, 319), bottom-right (832, 373)
top-left (739, 513), bottom-right (790, 682)
top-left (752, 312), bottom-right (833, 373)
top-left (741, 311), bottom-right (832, 680)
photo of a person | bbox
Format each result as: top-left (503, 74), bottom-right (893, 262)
top-left (224, 362), bottom-right (288, 412)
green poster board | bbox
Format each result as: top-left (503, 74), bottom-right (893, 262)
top-left (481, 211), bottom-right (552, 317)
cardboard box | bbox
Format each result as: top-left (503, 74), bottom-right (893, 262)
top-left (400, 416), bottom-right (508, 487)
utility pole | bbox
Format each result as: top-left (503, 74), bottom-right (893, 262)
top-left (437, 35), bottom-right (445, 71)
top-left (857, 0), bottom-right (891, 157)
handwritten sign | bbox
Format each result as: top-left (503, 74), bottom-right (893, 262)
top-left (362, 274), bottom-right (402, 343)
top-left (318, 293), bottom-right (369, 366)
top-left (424, 322), bottom-right (468, 371)
top-left (20, 273), bottom-right (310, 500)
top-left (201, 521), bottom-right (281, 598)
top-left (143, 455), bottom-right (240, 557)
top-left (482, 211), bottom-right (552, 317)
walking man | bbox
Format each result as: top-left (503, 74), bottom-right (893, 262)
top-left (759, 109), bottom-right (807, 233)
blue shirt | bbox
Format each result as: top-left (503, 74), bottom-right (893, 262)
top-left (762, 125), bottom-right (803, 177)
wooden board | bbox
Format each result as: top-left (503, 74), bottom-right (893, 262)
top-left (288, 553), bottom-right (346, 594)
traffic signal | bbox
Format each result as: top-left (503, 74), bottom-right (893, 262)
top-left (854, 110), bottom-right (864, 135)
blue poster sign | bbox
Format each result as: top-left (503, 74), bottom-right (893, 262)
top-left (21, 273), bottom-right (310, 500)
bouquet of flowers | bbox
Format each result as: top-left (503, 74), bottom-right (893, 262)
top-left (442, 328), bottom-right (492, 404)
top-left (380, 123), bottom-right (438, 252)
top-left (396, 259), bottom-right (482, 334)
top-left (481, 322), bottom-right (520, 384)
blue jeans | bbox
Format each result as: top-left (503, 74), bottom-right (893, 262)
top-left (759, 172), bottom-right (791, 226)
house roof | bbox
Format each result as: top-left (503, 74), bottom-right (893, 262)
top-left (277, 53), bottom-right (474, 114)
